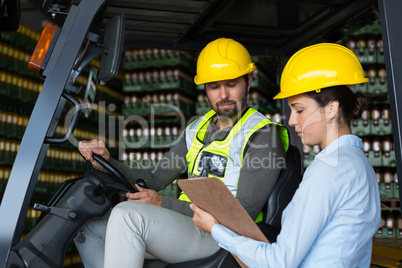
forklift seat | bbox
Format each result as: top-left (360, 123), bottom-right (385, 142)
top-left (145, 144), bottom-right (302, 268)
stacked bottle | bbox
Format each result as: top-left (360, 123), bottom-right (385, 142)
top-left (376, 210), bottom-right (402, 238)
top-left (344, 20), bottom-right (401, 238)
top-left (0, 138), bottom-right (20, 166)
top-left (0, 24), bottom-right (39, 52)
top-left (375, 168), bottom-right (399, 200)
top-left (195, 92), bottom-right (210, 115)
top-left (43, 147), bottom-right (87, 173)
top-left (121, 48), bottom-right (198, 198)
top-left (124, 49), bottom-right (195, 70)
top-left (122, 48), bottom-right (196, 118)
top-left (0, 167), bottom-right (11, 192)
top-left (123, 91), bottom-right (194, 117)
top-left (0, 109), bottom-right (28, 139)
top-left (124, 68), bottom-right (194, 94)
top-left (265, 101), bottom-right (282, 124)
top-left (123, 125), bottom-right (181, 149)
top-left (361, 135), bottom-right (395, 168)
top-left (302, 145), bottom-right (321, 169)
top-left (63, 252), bottom-right (83, 268)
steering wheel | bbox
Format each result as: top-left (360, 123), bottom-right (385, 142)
top-left (92, 153), bottom-right (147, 192)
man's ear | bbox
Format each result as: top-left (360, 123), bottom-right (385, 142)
top-left (326, 101), bottom-right (340, 120)
top-left (247, 74), bottom-right (252, 92)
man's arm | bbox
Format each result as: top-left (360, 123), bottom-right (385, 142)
top-left (109, 145), bottom-right (187, 192)
top-left (109, 133), bottom-right (195, 216)
top-left (236, 125), bottom-right (286, 220)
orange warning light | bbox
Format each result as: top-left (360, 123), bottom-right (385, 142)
top-left (28, 22), bottom-right (58, 73)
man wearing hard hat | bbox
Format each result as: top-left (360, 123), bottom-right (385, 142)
top-left (77, 38), bottom-right (289, 267)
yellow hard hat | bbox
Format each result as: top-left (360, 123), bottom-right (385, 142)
top-left (274, 43), bottom-right (368, 99)
top-left (194, 38), bottom-right (256, 85)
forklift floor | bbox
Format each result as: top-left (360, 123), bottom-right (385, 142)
top-left (371, 238), bottom-right (402, 268)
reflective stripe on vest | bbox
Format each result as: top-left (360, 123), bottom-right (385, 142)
top-left (180, 108), bottom-right (289, 203)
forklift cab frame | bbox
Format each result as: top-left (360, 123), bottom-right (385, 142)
top-left (0, 0), bottom-right (401, 266)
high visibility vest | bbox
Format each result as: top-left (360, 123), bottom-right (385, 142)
top-left (179, 108), bottom-right (289, 222)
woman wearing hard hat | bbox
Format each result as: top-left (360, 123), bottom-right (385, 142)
top-left (76, 38), bottom-right (289, 267)
top-left (191, 43), bottom-right (381, 267)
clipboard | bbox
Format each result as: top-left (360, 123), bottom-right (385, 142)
top-left (178, 177), bottom-right (269, 267)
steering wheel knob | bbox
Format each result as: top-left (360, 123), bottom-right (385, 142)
top-left (136, 179), bottom-right (148, 189)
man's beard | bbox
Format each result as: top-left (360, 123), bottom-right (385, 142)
top-left (215, 91), bottom-right (248, 119)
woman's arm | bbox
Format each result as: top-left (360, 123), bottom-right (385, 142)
top-left (190, 204), bottom-right (273, 268)
top-left (201, 164), bottom-right (345, 268)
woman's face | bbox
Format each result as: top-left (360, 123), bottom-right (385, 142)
top-left (287, 94), bottom-right (329, 147)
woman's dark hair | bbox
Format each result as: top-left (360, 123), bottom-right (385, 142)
top-left (304, 85), bottom-right (367, 124)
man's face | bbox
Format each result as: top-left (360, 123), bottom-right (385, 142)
top-left (205, 76), bottom-right (249, 119)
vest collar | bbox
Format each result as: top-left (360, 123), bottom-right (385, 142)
top-left (196, 107), bottom-right (251, 144)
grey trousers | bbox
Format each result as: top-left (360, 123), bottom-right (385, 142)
top-left (74, 201), bottom-right (220, 268)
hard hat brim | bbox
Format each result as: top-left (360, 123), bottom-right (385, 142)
top-left (273, 78), bottom-right (369, 99)
top-left (194, 64), bottom-right (257, 85)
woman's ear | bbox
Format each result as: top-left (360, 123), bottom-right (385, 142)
top-left (325, 101), bottom-right (340, 120)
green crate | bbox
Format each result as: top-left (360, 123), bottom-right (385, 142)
top-left (196, 103), bottom-right (211, 115)
top-left (354, 49), bottom-right (377, 64)
top-left (380, 182), bottom-right (394, 199)
top-left (368, 150), bottom-right (383, 167)
top-left (364, 20), bottom-right (382, 35)
top-left (0, 179), bottom-right (5, 192)
top-left (374, 227), bottom-right (394, 238)
top-left (350, 119), bottom-right (371, 136)
top-left (382, 150), bottom-right (396, 168)
top-left (355, 82), bottom-right (368, 94)
top-left (123, 53), bottom-right (195, 71)
top-left (158, 183), bottom-right (179, 198)
top-left (377, 51), bottom-right (385, 64)
top-left (371, 119), bottom-right (393, 136)
top-left (123, 101), bottom-right (194, 117)
top-left (155, 80), bottom-right (195, 94)
top-left (367, 79), bottom-right (388, 94)
top-left (303, 155), bottom-right (314, 168)
top-left (122, 84), bottom-right (144, 92)
top-left (247, 100), bottom-right (267, 113)
top-left (392, 183), bottom-right (400, 199)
